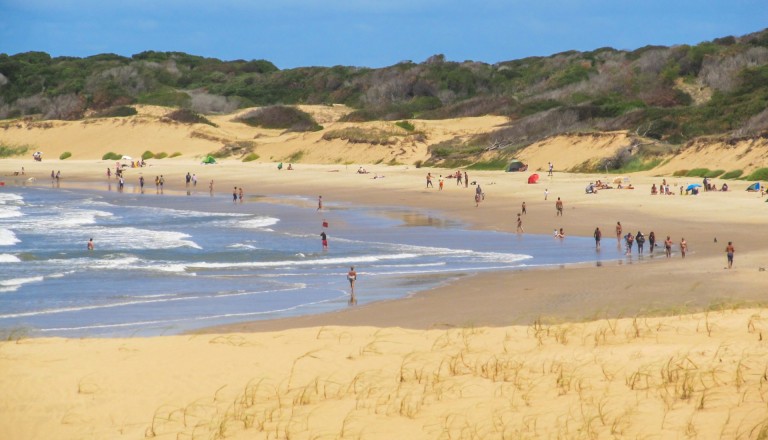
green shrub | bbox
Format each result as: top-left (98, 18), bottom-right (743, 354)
top-left (236, 106), bottom-right (320, 131)
top-left (673, 170), bottom-right (689, 177)
top-left (285, 150), bottom-right (305, 162)
top-left (611, 157), bottom-right (663, 174)
top-left (721, 170), bottom-right (743, 179)
top-left (164, 109), bottom-right (216, 127)
top-left (746, 168), bottom-right (768, 181)
top-left (395, 120), bottom-right (415, 131)
top-left (0, 144), bottom-right (30, 157)
top-left (154, 152), bottom-right (168, 159)
top-left (704, 169), bottom-right (725, 178)
top-left (138, 90), bottom-right (191, 107)
top-left (141, 150), bottom-right (155, 160)
top-left (242, 153), bottom-right (260, 162)
top-left (322, 127), bottom-right (400, 145)
top-left (93, 106), bottom-right (137, 118)
top-left (59, 151), bottom-right (72, 160)
top-left (467, 159), bottom-right (508, 170)
top-left (170, 152), bottom-right (182, 158)
top-left (102, 152), bottom-right (122, 160)
top-left (685, 168), bottom-right (711, 177)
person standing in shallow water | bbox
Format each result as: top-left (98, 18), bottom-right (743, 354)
top-left (87, 238), bottom-right (94, 251)
top-left (347, 266), bottom-right (357, 305)
top-left (320, 231), bottom-right (328, 250)
top-left (594, 227), bottom-right (601, 250)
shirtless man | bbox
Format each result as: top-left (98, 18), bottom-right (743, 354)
top-left (555, 197), bottom-right (563, 216)
top-left (665, 236), bottom-right (673, 258)
top-left (725, 241), bottom-right (735, 269)
top-left (516, 214), bottom-right (524, 233)
top-left (680, 238), bottom-right (688, 258)
top-left (87, 238), bottom-right (94, 251)
top-left (616, 222), bottom-right (622, 240)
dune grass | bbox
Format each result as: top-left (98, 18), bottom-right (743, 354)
top-left (143, 308), bottom-right (768, 439)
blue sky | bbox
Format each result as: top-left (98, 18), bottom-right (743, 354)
top-left (0, 0), bottom-right (765, 69)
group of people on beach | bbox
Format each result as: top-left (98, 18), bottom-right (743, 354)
top-left (425, 170), bottom-right (487, 207)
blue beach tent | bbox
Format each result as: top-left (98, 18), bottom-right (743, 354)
top-left (746, 182), bottom-right (761, 192)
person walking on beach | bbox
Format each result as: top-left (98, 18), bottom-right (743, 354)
top-left (159, 175), bottom-right (164, 193)
top-left (238, 188), bottom-right (244, 203)
top-left (87, 238), bottom-right (94, 251)
top-left (320, 231), bottom-right (328, 250)
top-left (665, 236), bottom-right (673, 258)
top-left (155, 176), bottom-right (160, 192)
top-left (616, 222), bottom-right (622, 241)
top-left (548, 162), bottom-right (554, 176)
top-left (725, 241), bottom-right (735, 268)
top-left (232, 186), bottom-right (238, 202)
top-left (439, 175), bottom-right (444, 190)
top-left (636, 231), bottom-right (645, 254)
top-left (625, 232), bottom-right (634, 255)
top-left (107, 168), bottom-right (111, 179)
top-left (464, 171), bottom-right (468, 188)
top-left (680, 237), bottom-right (688, 258)
top-left (209, 180), bottom-right (214, 195)
top-left (521, 201), bottom-right (527, 215)
top-left (594, 227), bottom-right (602, 250)
top-left (457, 171), bottom-right (463, 186)
top-left (347, 266), bottom-right (357, 305)
top-left (426, 173), bottom-right (433, 188)
top-left (544, 188), bottom-right (549, 200)
top-left (516, 213), bottom-right (524, 233)
top-left (555, 197), bottom-right (563, 216)
top-left (649, 231), bottom-right (656, 252)
top-left (317, 195), bottom-right (323, 210)
top-left (139, 176), bottom-right (145, 192)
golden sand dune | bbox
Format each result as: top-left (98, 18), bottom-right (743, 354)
top-left (2, 309), bottom-right (768, 439)
top-left (2, 105), bottom-right (767, 174)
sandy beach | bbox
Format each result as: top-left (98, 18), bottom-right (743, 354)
top-left (2, 110), bottom-right (768, 438)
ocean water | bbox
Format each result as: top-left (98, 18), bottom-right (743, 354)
top-left (0, 184), bottom-right (622, 337)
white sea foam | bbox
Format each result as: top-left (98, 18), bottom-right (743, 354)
top-left (0, 254), bottom-right (21, 263)
top-left (0, 206), bottom-right (23, 219)
top-left (0, 193), bottom-right (23, 204)
top-left (0, 276), bottom-right (44, 292)
top-left (188, 253), bottom-right (421, 270)
top-left (227, 243), bottom-right (258, 250)
top-left (0, 285), bottom-right (303, 320)
top-left (87, 227), bottom-right (201, 250)
top-left (12, 208), bottom-right (113, 230)
top-left (237, 217), bottom-right (280, 229)
top-left (0, 229), bottom-right (20, 246)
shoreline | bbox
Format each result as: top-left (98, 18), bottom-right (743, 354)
top-left (3, 159), bottom-right (767, 333)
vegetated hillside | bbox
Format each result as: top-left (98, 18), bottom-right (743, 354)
top-left (1, 29), bottom-right (767, 171)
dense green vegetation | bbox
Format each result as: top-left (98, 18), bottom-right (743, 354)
top-left (102, 152), bottom-right (122, 160)
top-left (746, 168), bottom-right (768, 181)
top-left (0, 143), bottom-right (30, 157)
top-left (59, 151), bottom-right (71, 160)
top-left (722, 170), bottom-right (744, 179)
top-left (1, 29), bottom-right (767, 167)
top-left (235, 106), bottom-right (321, 131)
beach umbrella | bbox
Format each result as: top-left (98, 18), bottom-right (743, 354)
top-left (686, 183), bottom-right (702, 191)
top-left (527, 173), bottom-right (539, 184)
